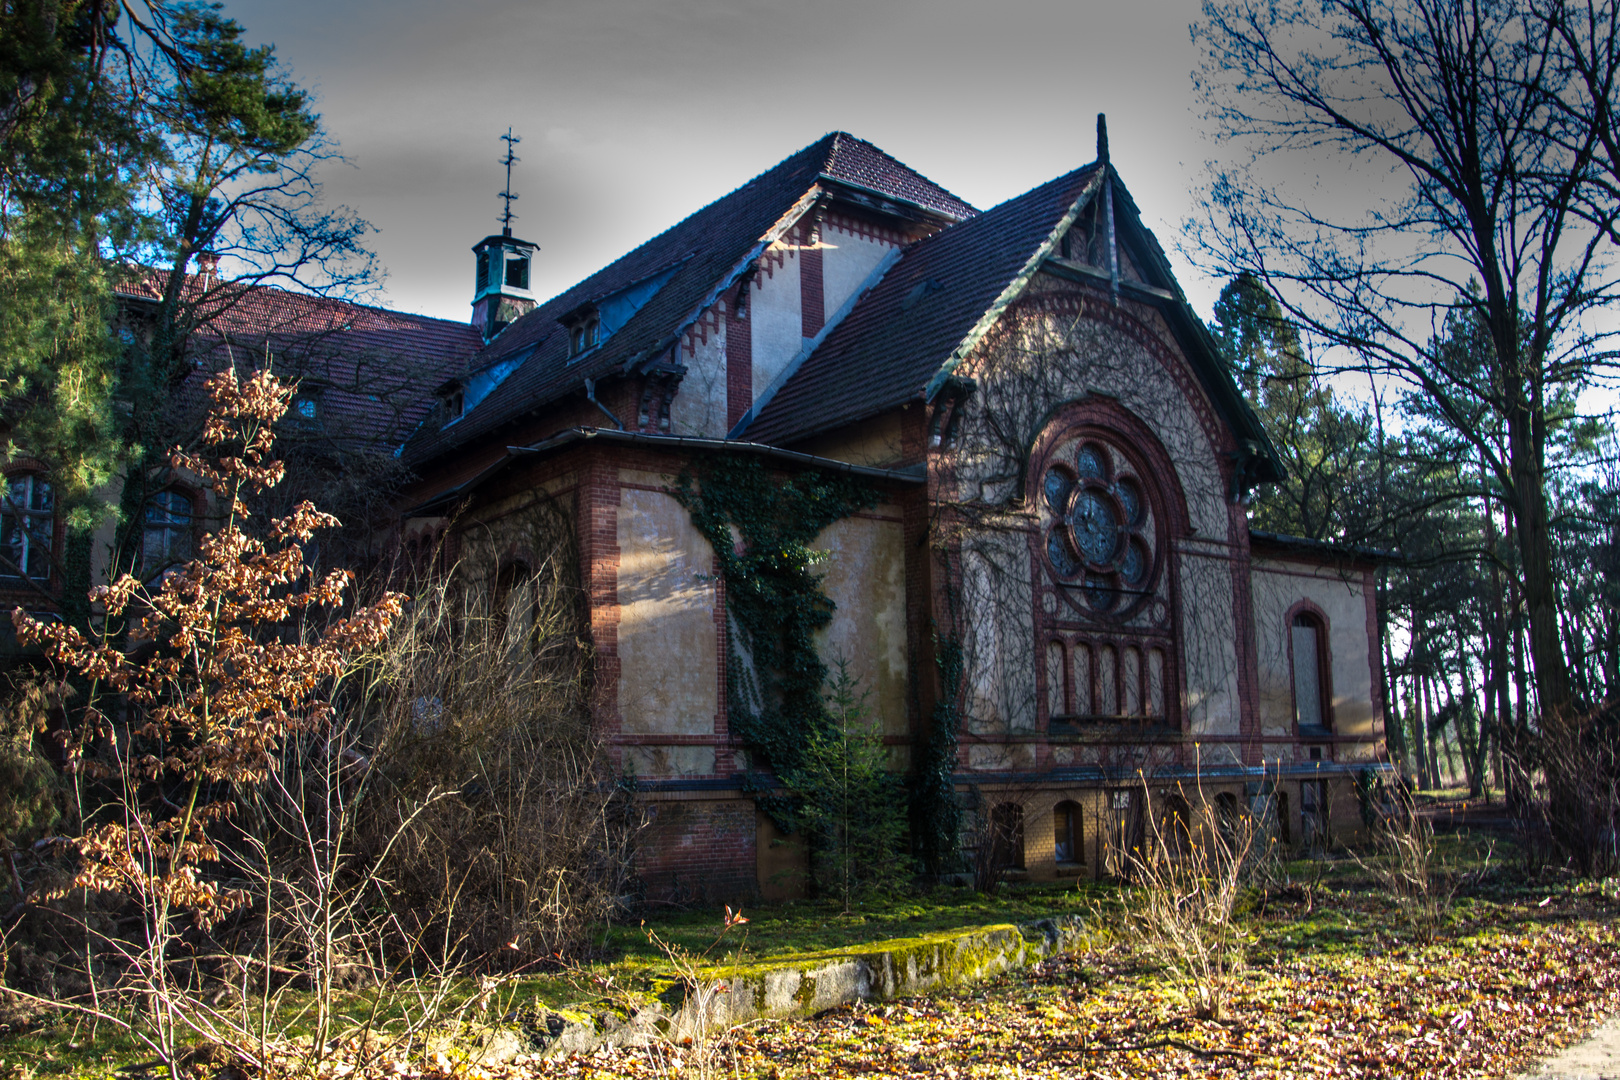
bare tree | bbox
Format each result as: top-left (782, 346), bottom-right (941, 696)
top-left (1191, 0), bottom-right (1620, 744)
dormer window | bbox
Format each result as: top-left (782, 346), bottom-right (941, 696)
top-left (289, 392), bottom-right (321, 430)
top-left (566, 311), bottom-right (601, 358)
top-left (435, 377), bottom-right (466, 422)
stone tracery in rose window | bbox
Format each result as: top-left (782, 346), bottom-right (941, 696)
top-left (1035, 427), bottom-right (1177, 728)
top-left (1038, 436), bottom-right (1163, 621)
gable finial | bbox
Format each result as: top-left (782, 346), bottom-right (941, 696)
top-left (498, 128), bottom-right (522, 237)
top-left (1096, 113), bottom-right (1110, 167)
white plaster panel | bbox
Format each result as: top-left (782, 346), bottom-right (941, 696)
top-left (751, 243), bottom-right (803, 402)
top-left (615, 487), bottom-right (718, 737)
top-left (1250, 560), bottom-right (1378, 741)
top-left (966, 743), bottom-right (1037, 771)
top-left (812, 514), bottom-right (908, 737)
top-left (624, 746), bottom-right (716, 777)
top-left (1178, 548), bottom-right (1241, 737)
top-left (670, 311), bottom-right (728, 438)
top-left (820, 225), bottom-right (895, 324)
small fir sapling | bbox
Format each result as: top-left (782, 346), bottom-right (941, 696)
top-left (782, 659), bottom-right (911, 910)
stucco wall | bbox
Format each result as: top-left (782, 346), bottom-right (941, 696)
top-left (1250, 557), bottom-right (1380, 759)
top-left (960, 531), bottom-right (1039, 741)
top-left (670, 307), bottom-right (729, 438)
top-left (1179, 539), bottom-right (1243, 739)
top-left (820, 222), bottom-right (896, 323)
top-left (750, 241), bottom-right (803, 399)
top-left (812, 510), bottom-right (909, 743)
top-left (615, 482), bottom-right (718, 764)
top-left (792, 408), bottom-right (906, 468)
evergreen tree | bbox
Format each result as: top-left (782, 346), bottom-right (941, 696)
top-left (781, 659), bottom-right (911, 910)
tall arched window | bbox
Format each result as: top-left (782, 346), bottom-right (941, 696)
top-left (0, 474), bottom-right (53, 583)
top-left (1290, 611), bottom-right (1330, 734)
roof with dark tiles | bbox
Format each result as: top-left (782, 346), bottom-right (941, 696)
top-left (744, 164), bottom-right (1102, 446)
top-left (400, 132), bottom-right (976, 468)
top-left (118, 273), bottom-right (483, 448)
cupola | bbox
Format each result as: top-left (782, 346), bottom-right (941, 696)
top-left (471, 129), bottom-right (539, 341)
top-left (471, 231), bottom-right (537, 341)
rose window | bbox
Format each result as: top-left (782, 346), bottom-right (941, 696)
top-left (1039, 438), bottom-right (1159, 616)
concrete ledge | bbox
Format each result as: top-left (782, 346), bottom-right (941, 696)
top-left (513, 915), bottom-right (1095, 1060)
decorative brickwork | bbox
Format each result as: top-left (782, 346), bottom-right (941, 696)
top-left (726, 284), bottom-right (752, 429)
top-left (801, 219), bottom-right (825, 339)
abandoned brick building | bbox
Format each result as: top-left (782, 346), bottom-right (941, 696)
top-left (12, 124), bottom-right (1389, 899)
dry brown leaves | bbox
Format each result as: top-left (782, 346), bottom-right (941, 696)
top-left (509, 922), bottom-right (1618, 1080)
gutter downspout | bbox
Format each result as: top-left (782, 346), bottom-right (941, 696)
top-left (583, 378), bottom-right (624, 430)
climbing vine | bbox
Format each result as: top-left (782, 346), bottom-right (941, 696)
top-left (674, 455), bottom-right (879, 779)
top-left (913, 628), bottom-right (964, 876)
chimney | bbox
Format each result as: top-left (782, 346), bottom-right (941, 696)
top-left (195, 251), bottom-right (219, 288)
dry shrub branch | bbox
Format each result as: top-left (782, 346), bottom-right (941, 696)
top-left (347, 544), bottom-right (638, 966)
top-left (8, 369), bottom-right (404, 1077)
top-left (1108, 767), bottom-right (1259, 1021)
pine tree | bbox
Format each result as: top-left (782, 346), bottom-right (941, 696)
top-left (782, 659), bottom-right (911, 910)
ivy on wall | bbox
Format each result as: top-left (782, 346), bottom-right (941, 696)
top-left (673, 456), bottom-right (878, 779)
top-left (913, 631), bottom-right (964, 875)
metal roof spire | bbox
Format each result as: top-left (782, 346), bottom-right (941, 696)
top-left (498, 128), bottom-right (521, 237)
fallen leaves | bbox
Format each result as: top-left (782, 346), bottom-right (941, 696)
top-left (505, 902), bottom-right (1620, 1080)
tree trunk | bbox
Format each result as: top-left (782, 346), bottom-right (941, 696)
top-left (1506, 403), bottom-right (1569, 724)
top-left (1412, 664), bottom-right (1431, 791)
top-left (1423, 676), bottom-right (1442, 789)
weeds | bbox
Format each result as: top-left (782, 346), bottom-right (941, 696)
top-left (1107, 767), bottom-right (1258, 1021)
top-left (1354, 789), bottom-right (1492, 941)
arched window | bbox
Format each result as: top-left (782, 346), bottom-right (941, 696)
top-left (989, 802), bottom-right (1025, 870)
top-left (142, 489), bottom-right (192, 574)
top-left (0, 474), bottom-right (53, 583)
top-left (1160, 792), bottom-right (1193, 857)
top-left (1053, 801), bottom-right (1083, 865)
top-left (1290, 611), bottom-right (1330, 733)
top-left (1031, 408), bottom-right (1182, 731)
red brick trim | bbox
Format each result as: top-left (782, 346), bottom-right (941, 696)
top-left (725, 284), bottom-right (752, 429)
top-left (1229, 503), bottom-right (1263, 766)
top-left (1364, 565), bottom-right (1388, 753)
top-left (801, 219), bottom-right (825, 339)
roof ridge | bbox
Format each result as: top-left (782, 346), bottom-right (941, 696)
top-left (116, 268), bottom-right (477, 331)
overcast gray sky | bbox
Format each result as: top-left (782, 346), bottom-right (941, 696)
top-left (226, 0), bottom-right (1220, 325)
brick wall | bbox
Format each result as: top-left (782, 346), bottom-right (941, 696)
top-left (636, 796), bottom-right (758, 903)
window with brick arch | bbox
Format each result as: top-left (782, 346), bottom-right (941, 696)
top-left (1053, 800), bottom-right (1083, 865)
top-left (1290, 609), bottom-right (1331, 735)
top-left (141, 488), bottom-right (193, 575)
top-left (0, 473), bottom-right (53, 583)
top-left (1032, 415), bottom-right (1180, 731)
